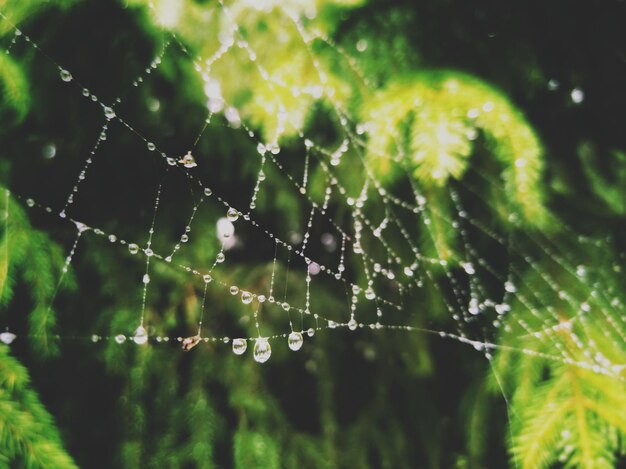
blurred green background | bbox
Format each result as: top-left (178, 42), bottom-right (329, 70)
top-left (1, 0), bottom-right (626, 468)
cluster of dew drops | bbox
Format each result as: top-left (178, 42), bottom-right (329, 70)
top-left (110, 204), bottom-right (309, 364)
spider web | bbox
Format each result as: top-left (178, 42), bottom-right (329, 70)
top-left (0, 0), bottom-right (624, 389)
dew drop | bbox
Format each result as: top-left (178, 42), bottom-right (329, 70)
top-left (328, 320), bottom-right (337, 329)
top-left (142, 274), bottom-right (150, 284)
top-left (307, 327), bottom-right (315, 337)
top-left (216, 252), bottom-right (225, 263)
top-left (145, 248), bottom-right (153, 257)
top-left (203, 274), bottom-right (212, 283)
top-left (114, 334), bottom-right (126, 344)
top-left (128, 243), bottom-right (139, 255)
top-left (241, 291), bottom-right (253, 304)
top-left (181, 234), bottom-right (189, 243)
top-left (226, 207), bottom-right (239, 222)
top-left (108, 234), bottom-right (117, 243)
top-left (462, 262), bottom-right (475, 275)
top-left (147, 142), bottom-right (156, 151)
top-left (232, 338), bottom-right (247, 355)
top-left (178, 151), bottom-right (197, 168)
top-left (288, 331), bottom-right (303, 351)
top-left (26, 198), bottom-right (35, 207)
top-left (133, 326), bottom-right (148, 345)
top-left (204, 187), bottom-right (212, 197)
top-left (348, 318), bottom-right (358, 331)
top-left (0, 331), bottom-right (17, 345)
top-left (82, 88), bottom-right (90, 97)
top-left (103, 107), bottom-right (116, 119)
top-left (59, 69), bottom-right (72, 82)
top-left (365, 287), bottom-right (376, 300)
top-left (253, 338), bottom-right (271, 363)
top-left (230, 285), bottom-right (239, 295)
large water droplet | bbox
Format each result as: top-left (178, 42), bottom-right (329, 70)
top-left (147, 142), bottom-right (156, 151)
top-left (232, 338), bottom-right (247, 355)
top-left (133, 326), bottom-right (148, 345)
top-left (364, 287), bottom-right (376, 300)
top-left (241, 291), bottom-right (253, 304)
top-left (204, 187), bottom-right (212, 197)
top-left (114, 334), bottom-right (126, 344)
top-left (288, 331), bottom-right (303, 351)
top-left (307, 327), bottom-right (315, 337)
top-left (229, 286), bottom-right (239, 295)
top-left (203, 274), bottom-right (212, 283)
top-left (253, 338), bottom-right (271, 363)
top-left (216, 252), bottom-right (225, 263)
top-left (0, 331), bottom-right (17, 344)
top-left (178, 151), bottom-right (197, 168)
top-left (226, 207), bottom-right (239, 222)
top-left (348, 318), bottom-right (358, 331)
top-left (128, 243), bottom-right (139, 254)
top-left (104, 107), bottom-right (116, 119)
top-left (59, 69), bottom-right (72, 82)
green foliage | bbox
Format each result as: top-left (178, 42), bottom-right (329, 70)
top-left (490, 239), bottom-right (626, 468)
top-left (0, 54), bottom-right (30, 124)
top-left (0, 345), bottom-right (77, 468)
top-left (0, 190), bottom-right (75, 356)
top-left (578, 142), bottom-right (626, 215)
top-left (362, 72), bottom-right (547, 228)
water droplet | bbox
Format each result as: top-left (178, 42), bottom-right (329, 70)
top-left (108, 234), bottom-right (117, 243)
top-left (241, 291), bottom-right (253, 304)
top-left (365, 287), bottom-right (376, 300)
top-left (142, 274), bottom-right (150, 284)
top-left (232, 338), bottom-right (247, 355)
top-left (307, 328), bottom-right (315, 337)
top-left (178, 151), bottom-right (197, 168)
top-left (128, 243), bottom-right (139, 254)
top-left (147, 142), bottom-right (156, 151)
top-left (504, 281), bottom-right (516, 293)
top-left (59, 69), bottom-right (72, 82)
top-left (203, 274), bottom-right (212, 283)
top-left (257, 294), bottom-right (266, 303)
top-left (145, 248), bottom-right (154, 257)
top-left (216, 252), bottom-right (225, 263)
top-left (571, 87), bottom-right (584, 104)
top-left (204, 187), bottom-right (212, 196)
top-left (226, 207), bottom-right (239, 222)
top-left (258, 170), bottom-right (266, 181)
top-left (288, 331), bottom-right (303, 351)
top-left (230, 285), bottom-right (239, 295)
top-left (181, 335), bottom-right (201, 352)
top-left (91, 334), bottom-right (100, 343)
top-left (133, 326), bottom-right (148, 345)
top-left (181, 234), bottom-right (189, 243)
top-left (104, 107), bottom-right (116, 119)
top-left (328, 320), bottom-right (337, 329)
top-left (348, 318), bottom-right (357, 330)
top-left (26, 198), bottom-right (35, 207)
top-left (0, 331), bottom-right (17, 344)
top-left (462, 262), bottom-right (475, 275)
top-left (82, 88), bottom-right (90, 97)
top-left (253, 338), bottom-right (271, 363)
top-left (114, 334), bottom-right (126, 344)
